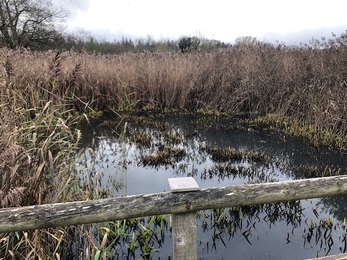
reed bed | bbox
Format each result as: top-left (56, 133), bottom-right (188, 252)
top-left (2, 35), bottom-right (347, 134)
top-left (1, 32), bottom-right (347, 258)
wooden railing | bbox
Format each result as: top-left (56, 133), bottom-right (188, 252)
top-left (1, 176), bottom-right (347, 259)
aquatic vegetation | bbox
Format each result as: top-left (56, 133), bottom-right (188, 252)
top-left (252, 114), bottom-right (347, 151)
top-left (141, 147), bottom-right (186, 167)
top-left (292, 165), bottom-right (343, 179)
top-left (202, 145), bottom-right (270, 163)
top-left (200, 163), bottom-right (280, 183)
top-left (129, 132), bottom-right (152, 147)
top-left (198, 200), bottom-right (303, 247)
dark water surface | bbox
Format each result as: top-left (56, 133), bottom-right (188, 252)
top-left (76, 114), bottom-right (347, 260)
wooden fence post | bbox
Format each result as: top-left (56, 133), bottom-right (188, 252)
top-left (168, 177), bottom-right (200, 260)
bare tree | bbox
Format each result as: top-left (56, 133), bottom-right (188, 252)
top-left (0, 0), bottom-right (68, 49)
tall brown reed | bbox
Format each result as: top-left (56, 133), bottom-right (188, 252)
top-left (2, 36), bottom-right (347, 138)
top-left (0, 48), bottom-right (84, 259)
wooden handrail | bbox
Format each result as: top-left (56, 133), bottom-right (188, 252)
top-left (1, 175), bottom-right (347, 233)
top-left (305, 253), bottom-right (347, 259)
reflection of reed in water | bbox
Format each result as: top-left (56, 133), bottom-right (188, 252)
top-left (121, 163), bottom-right (127, 197)
top-left (120, 133), bottom-right (128, 197)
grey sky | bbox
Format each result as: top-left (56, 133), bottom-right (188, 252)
top-left (54, 0), bottom-right (347, 45)
top-left (263, 25), bottom-right (347, 46)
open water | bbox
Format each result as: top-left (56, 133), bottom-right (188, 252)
top-left (76, 114), bottom-right (347, 260)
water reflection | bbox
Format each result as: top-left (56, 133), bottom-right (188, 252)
top-left (75, 114), bottom-right (347, 259)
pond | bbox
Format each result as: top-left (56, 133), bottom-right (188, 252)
top-left (76, 113), bottom-right (347, 260)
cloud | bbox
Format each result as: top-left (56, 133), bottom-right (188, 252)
top-left (262, 25), bottom-right (347, 45)
top-left (52, 0), bottom-right (91, 20)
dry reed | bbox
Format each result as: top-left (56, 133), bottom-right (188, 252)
top-left (2, 36), bottom-right (347, 136)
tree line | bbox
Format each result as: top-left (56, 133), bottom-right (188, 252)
top-left (1, 0), bottom-right (281, 54)
top-left (0, 0), bottom-right (232, 53)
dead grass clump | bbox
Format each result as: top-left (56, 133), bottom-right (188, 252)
top-left (0, 187), bottom-right (26, 208)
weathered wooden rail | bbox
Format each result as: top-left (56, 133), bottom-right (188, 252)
top-left (1, 175), bottom-right (347, 259)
